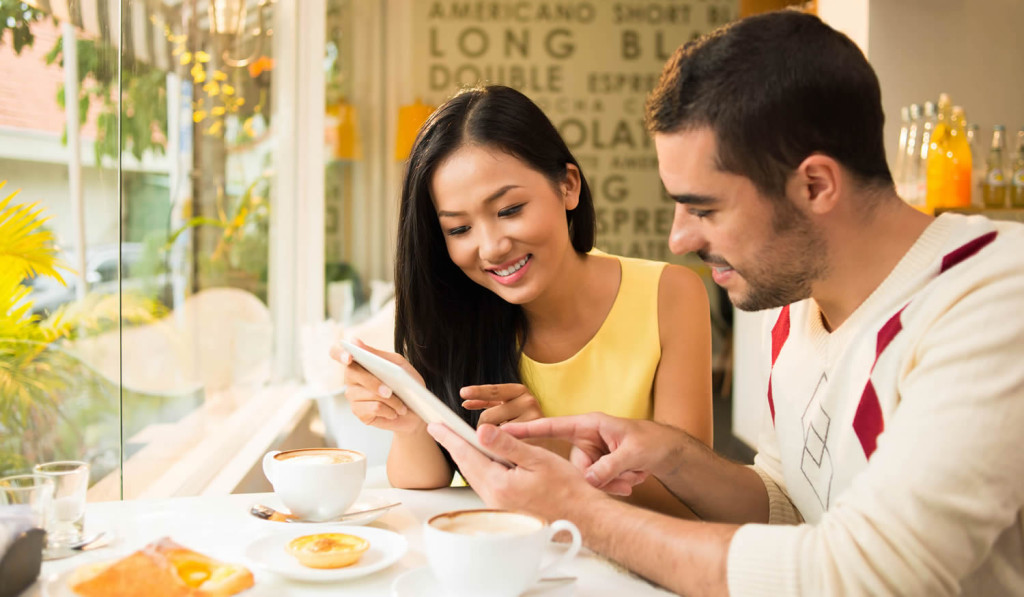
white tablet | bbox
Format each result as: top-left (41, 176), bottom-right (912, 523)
top-left (339, 340), bottom-right (513, 468)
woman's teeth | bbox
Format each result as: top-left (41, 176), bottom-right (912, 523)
top-left (494, 256), bottom-right (530, 277)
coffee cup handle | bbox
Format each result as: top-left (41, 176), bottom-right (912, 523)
top-left (262, 451), bottom-right (281, 485)
top-left (537, 519), bottom-right (581, 579)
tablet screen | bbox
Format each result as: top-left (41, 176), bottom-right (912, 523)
top-left (339, 340), bottom-right (513, 468)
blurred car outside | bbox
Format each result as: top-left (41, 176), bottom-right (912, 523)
top-left (26, 242), bottom-right (182, 315)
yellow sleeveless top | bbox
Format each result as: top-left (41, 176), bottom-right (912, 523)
top-left (519, 255), bottom-right (667, 420)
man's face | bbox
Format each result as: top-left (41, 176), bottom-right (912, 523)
top-left (655, 128), bottom-right (827, 311)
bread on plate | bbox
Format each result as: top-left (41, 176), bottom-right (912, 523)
top-left (68, 537), bottom-right (254, 597)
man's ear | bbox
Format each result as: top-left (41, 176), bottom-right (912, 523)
top-left (562, 164), bottom-right (582, 211)
top-left (792, 154), bottom-right (841, 215)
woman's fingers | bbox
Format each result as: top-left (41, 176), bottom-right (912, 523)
top-left (459, 383), bottom-right (529, 402)
top-left (477, 394), bottom-right (542, 427)
top-left (343, 360), bottom-right (396, 399)
top-left (349, 396), bottom-right (398, 423)
top-left (345, 386), bottom-right (409, 419)
top-left (461, 399), bottom-right (503, 411)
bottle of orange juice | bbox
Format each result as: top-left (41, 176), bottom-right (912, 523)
top-left (925, 94), bottom-right (952, 212)
top-left (946, 106), bottom-right (973, 207)
top-left (926, 95), bottom-right (971, 210)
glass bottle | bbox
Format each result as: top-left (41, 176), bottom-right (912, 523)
top-left (899, 104), bottom-right (922, 203)
top-left (946, 106), bottom-right (972, 208)
top-left (913, 101), bottom-right (937, 210)
top-left (966, 123), bottom-right (983, 207)
top-left (982, 125), bottom-right (1008, 209)
top-left (926, 93), bottom-right (954, 212)
top-left (1010, 128), bottom-right (1024, 208)
top-left (894, 106), bottom-right (910, 196)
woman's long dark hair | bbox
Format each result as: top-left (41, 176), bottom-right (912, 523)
top-left (395, 85), bottom-right (595, 430)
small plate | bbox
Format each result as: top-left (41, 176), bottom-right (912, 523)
top-left (253, 493), bottom-right (400, 526)
top-left (245, 525), bottom-right (407, 582)
top-left (391, 566), bottom-right (575, 597)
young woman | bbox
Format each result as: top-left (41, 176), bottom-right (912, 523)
top-left (333, 86), bottom-right (712, 516)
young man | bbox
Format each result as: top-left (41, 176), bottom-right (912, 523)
top-left (428, 10), bottom-right (1024, 596)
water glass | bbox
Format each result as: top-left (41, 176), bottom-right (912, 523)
top-left (33, 461), bottom-right (90, 554)
top-left (0, 474), bottom-right (54, 530)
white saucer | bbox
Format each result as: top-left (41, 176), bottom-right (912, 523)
top-left (244, 525), bottom-right (407, 582)
top-left (254, 492), bottom-right (400, 526)
top-left (391, 566), bottom-right (575, 597)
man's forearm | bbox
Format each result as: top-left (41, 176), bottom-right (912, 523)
top-left (574, 495), bottom-right (738, 597)
top-left (651, 425), bottom-right (770, 524)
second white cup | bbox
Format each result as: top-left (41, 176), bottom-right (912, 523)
top-left (424, 509), bottom-right (582, 597)
top-left (262, 447), bottom-right (365, 521)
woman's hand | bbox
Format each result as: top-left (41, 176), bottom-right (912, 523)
top-left (460, 383), bottom-right (544, 427)
top-left (329, 339), bottom-right (425, 434)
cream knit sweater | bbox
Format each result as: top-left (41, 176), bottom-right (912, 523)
top-left (726, 214), bottom-right (1024, 596)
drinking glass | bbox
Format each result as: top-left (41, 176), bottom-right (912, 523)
top-left (0, 474), bottom-right (54, 530)
top-left (33, 461), bottom-right (90, 556)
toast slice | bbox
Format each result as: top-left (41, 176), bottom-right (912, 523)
top-left (68, 537), bottom-right (254, 597)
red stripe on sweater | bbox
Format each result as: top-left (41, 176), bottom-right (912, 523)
top-left (854, 381), bottom-right (885, 458)
top-left (771, 306), bottom-right (791, 365)
top-left (766, 306), bottom-right (791, 425)
top-left (940, 231), bottom-right (997, 273)
top-left (875, 306), bottom-right (906, 362)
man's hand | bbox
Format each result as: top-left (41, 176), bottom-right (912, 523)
top-left (502, 413), bottom-right (678, 496)
top-left (427, 422), bottom-right (604, 521)
top-left (460, 384), bottom-right (544, 427)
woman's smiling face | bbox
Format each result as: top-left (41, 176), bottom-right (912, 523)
top-left (431, 144), bottom-right (581, 306)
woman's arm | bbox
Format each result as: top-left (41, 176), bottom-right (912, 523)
top-left (621, 264), bottom-right (713, 518)
top-left (333, 340), bottom-right (454, 488)
top-left (385, 422), bottom-right (454, 489)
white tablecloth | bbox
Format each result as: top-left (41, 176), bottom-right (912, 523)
top-left (26, 487), bottom-right (674, 596)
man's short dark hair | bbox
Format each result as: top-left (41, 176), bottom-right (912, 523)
top-left (645, 10), bottom-right (894, 198)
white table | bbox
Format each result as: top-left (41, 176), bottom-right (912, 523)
top-left (27, 488), bottom-right (674, 596)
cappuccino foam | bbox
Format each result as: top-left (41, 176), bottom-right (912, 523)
top-left (432, 511), bottom-right (543, 536)
top-left (276, 449), bottom-right (361, 465)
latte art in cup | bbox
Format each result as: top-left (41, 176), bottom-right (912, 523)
top-left (262, 448), bottom-right (366, 521)
top-left (274, 448), bottom-right (361, 465)
top-left (431, 511), bottom-right (543, 536)
top-left (424, 509), bottom-right (582, 597)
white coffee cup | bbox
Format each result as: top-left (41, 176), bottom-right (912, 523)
top-left (424, 509), bottom-right (582, 597)
top-left (261, 448), bottom-right (366, 521)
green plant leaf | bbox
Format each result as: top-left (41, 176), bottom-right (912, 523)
top-left (0, 183), bottom-right (70, 286)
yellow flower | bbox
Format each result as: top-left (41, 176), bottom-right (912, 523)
top-left (195, 51), bottom-right (211, 63)
top-left (212, 106), bottom-right (226, 116)
top-left (213, 70), bottom-right (228, 82)
top-left (221, 84), bottom-right (235, 96)
top-left (180, 51), bottom-right (192, 65)
top-left (207, 121), bottom-right (223, 136)
top-left (193, 110), bottom-right (207, 123)
top-left (203, 82), bottom-right (221, 96)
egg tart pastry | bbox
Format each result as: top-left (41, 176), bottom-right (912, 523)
top-left (285, 532), bottom-right (370, 569)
